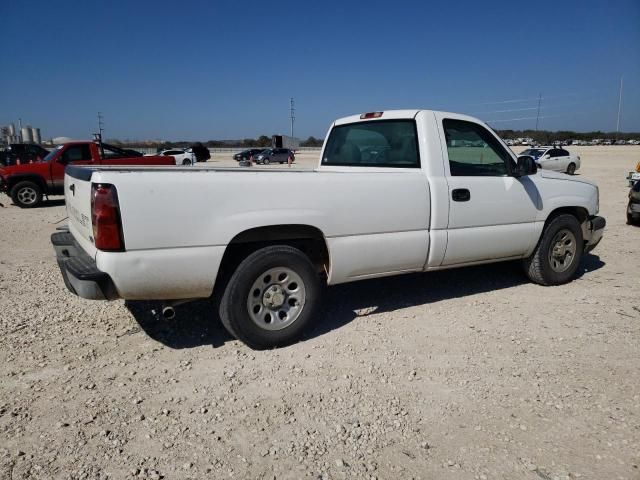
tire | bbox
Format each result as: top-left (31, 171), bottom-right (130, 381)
top-left (523, 214), bottom-right (583, 286)
top-left (566, 163), bottom-right (576, 175)
top-left (182, 159), bottom-right (191, 166)
top-left (11, 181), bottom-right (42, 208)
top-left (628, 204), bottom-right (640, 225)
top-left (263, 158), bottom-right (270, 165)
top-left (219, 245), bottom-right (322, 349)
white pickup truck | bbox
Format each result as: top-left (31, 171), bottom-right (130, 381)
top-left (52, 110), bottom-right (605, 349)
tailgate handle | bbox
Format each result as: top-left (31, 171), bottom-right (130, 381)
top-left (452, 188), bottom-right (470, 202)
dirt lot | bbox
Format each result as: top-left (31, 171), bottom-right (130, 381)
top-left (1, 147), bottom-right (639, 480)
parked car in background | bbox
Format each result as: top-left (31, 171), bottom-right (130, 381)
top-left (626, 161), bottom-right (640, 187)
top-left (234, 149), bottom-right (264, 161)
top-left (519, 147), bottom-right (580, 174)
top-left (254, 148), bottom-right (295, 165)
top-left (627, 180), bottom-right (640, 225)
top-left (150, 149), bottom-right (194, 165)
top-left (0, 141), bottom-right (174, 208)
top-left (1, 143), bottom-right (50, 166)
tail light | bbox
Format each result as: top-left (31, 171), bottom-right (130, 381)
top-left (91, 183), bottom-right (124, 251)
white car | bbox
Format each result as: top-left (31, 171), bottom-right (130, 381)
top-left (519, 147), bottom-right (580, 175)
top-left (149, 149), bottom-right (195, 165)
top-left (54, 109), bottom-right (604, 349)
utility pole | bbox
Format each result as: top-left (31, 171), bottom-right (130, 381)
top-left (289, 98), bottom-right (295, 138)
top-left (616, 76), bottom-right (623, 134)
top-left (97, 112), bottom-right (104, 139)
top-left (96, 112), bottom-right (105, 157)
top-left (535, 93), bottom-right (542, 131)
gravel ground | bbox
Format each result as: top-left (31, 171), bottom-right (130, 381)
top-left (1, 147), bottom-right (639, 480)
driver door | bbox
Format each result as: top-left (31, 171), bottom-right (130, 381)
top-left (436, 115), bottom-right (541, 266)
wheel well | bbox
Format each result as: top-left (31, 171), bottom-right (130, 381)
top-left (545, 207), bottom-right (589, 226)
top-left (214, 225), bottom-right (330, 294)
top-left (7, 175), bottom-right (47, 193)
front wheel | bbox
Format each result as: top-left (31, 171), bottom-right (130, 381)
top-left (11, 181), bottom-right (42, 208)
top-left (182, 159), bottom-right (192, 165)
top-left (263, 158), bottom-right (270, 165)
top-left (219, 245), bottom-right (322, 349)
top-left (522, 214), bottom-right (583, 285)
top-left (566, 163), bottom-right (576, 175)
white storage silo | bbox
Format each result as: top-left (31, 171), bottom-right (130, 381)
top-left (8, 123), bottom-right (15, 135)
top-left (21, 126), bottom-right (33, 143)
top-left (32, 127), bottom-right (41, 144)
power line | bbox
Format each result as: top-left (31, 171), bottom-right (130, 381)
top-left (486, 113), bottom-right (570, 124)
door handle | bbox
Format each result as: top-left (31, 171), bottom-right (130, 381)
top-left (452, 188), bottom-right (470, 202)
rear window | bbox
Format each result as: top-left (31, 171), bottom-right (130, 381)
top-left (322, 120), bottom-right (420, 168)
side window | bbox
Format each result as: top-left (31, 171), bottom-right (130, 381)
top-left (101, 144), bottom-right (129, 159)
top-left (61, 145), bottom-right (92, 163)
top-left (443, 119), bottom-right (513, 176)
top-left (559, 149), bottom-right (570, 156)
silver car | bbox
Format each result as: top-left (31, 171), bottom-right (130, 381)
top-left (254, 148), bottom-right (294, 165)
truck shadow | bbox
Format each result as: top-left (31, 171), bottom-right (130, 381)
top-left (126, 254), bottom-right (605, 350)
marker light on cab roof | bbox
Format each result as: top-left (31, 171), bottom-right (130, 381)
top-left (360, 112), bottom-right (383, 119)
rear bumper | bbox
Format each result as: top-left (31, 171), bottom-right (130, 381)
top-left (584, 215), bottom-right (606, 254)
top-left (52, 230), bottom-right (119, 300)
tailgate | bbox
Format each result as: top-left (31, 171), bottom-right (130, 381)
top-left (64, 166), bottom-right (98, 258)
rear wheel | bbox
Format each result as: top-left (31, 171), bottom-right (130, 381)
top-left (566, 163), bottom-right (576, 175)
top-left (219, 245), bottom-right (321, 349)
top-left (11, 181), bottom-right (42, 208)
top-left (523, 214), bottom-right (583, 285)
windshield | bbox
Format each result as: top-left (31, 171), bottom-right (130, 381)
top-left (520, 148), bottom-right (546, 159)
top-left (43, 145), bottom-right (64, 162)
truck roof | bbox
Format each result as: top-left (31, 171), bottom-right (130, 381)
top-left (333, 109), bottom-right (485, 126)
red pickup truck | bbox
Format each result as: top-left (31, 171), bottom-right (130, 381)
top-left (0, 141), bottom-right (174, 208)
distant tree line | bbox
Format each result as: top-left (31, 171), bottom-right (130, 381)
top-left (495, 129), bottom-right (640, 144)
top-left (106, 131), bottom-right (639, 150)
top-left (105, 135), bottom-right (325, 149)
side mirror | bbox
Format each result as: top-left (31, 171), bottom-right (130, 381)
top-left (514, 156), bottom-right (537, 177)
top-left (544, 154), bottom-right (551, 159)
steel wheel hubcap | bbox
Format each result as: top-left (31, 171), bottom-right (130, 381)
top-left (18, 187), bottom-right (37, 204)
top-left (549, 228), bottom-right (577, 273)
top-left (247, 267), bottom-right (306, 331)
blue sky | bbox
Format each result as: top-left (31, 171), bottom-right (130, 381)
top-left (2, 0), bottom-right (639, 141)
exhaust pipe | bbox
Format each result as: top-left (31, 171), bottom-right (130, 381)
top-left (160, 299), bottom-right (196, 320)
top-left (161, 305), bottom-right (176, 320)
